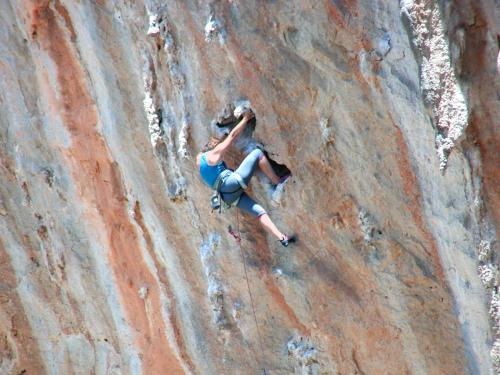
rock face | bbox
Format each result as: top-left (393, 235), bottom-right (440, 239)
top-left (0, 1), bottom-right (498, 374)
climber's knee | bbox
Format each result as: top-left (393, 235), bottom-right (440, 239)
top-left (248, 147), bottom-right (264, 161)
top-left (237, 193), bottom-right (266, 218)
top-left (256, 148), bottom-right (265, 161)
top-left (253, 205), bottom-right (267, 218)
top-left (256, 212), bottom-right (267, 220)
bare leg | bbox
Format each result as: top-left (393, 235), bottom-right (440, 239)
top-left (258, 213), bottom-right (285, 240)
top-left (258, 155), bottom-right (280, 184)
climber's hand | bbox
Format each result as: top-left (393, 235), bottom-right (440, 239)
top-left (243, 110), bottom-right (254, 120)
top-left (210, 110), bottom-right (254, 159)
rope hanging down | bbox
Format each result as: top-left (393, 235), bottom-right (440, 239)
top-left (229, 211), bottom-right (267, 375)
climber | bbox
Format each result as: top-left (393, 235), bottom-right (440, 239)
top-left (196, 110), bottom-right (296, 247)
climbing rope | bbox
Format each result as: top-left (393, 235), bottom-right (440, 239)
top-left (230, 210), bottom-right (267, 375)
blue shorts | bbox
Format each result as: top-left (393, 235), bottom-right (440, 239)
top-left (219, 149), bottom-right (267, 218)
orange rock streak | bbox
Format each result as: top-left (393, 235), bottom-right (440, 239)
top-left (29, 2), bottom-right (185, 374)
top-left (387, 112), bottom-right (446, 283)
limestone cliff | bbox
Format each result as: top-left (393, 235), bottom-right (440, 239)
top-left (0, 1), bottom-right (499, 374)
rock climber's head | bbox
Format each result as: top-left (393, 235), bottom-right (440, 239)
top-left (201, 134), bottom-right (228, 153)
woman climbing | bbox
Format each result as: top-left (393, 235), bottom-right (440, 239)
top-left (196, 109), bottom-right (296, 247)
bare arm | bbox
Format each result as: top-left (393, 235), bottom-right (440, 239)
top-left (205, 111), bottom-right (254, 165)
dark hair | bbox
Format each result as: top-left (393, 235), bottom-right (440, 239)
top-left (216, 116), bottom-right (257, 134)
top-left (201, 134), bottom-right (227, 153)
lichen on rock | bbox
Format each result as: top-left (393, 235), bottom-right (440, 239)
top-left (287, 335), bottom-right (320, 375)
top-left (204, 16), bottom-right (225, 44)
top-left (401, 0), bottom-right (469, 170)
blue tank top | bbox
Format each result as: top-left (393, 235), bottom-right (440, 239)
top-left (199, 153), bottom-right (227, 187)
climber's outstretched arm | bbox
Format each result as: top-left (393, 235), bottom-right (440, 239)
top-left (206, 111), bottom-right (254, 164)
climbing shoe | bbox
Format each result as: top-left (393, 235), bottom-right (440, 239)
top-left (278, 174), bottom-right (291, 184)
top-left (280, 235), bottom-right (296, 247)
top-left (271, 174), bottom-right (291, 190)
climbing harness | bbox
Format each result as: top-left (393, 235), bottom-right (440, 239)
top-left (210, 169), bottom-right (230, 213)
top-left (210, 170), bottom-right (247, 213)
top-left (229, 211), bottom-right (267, 375)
